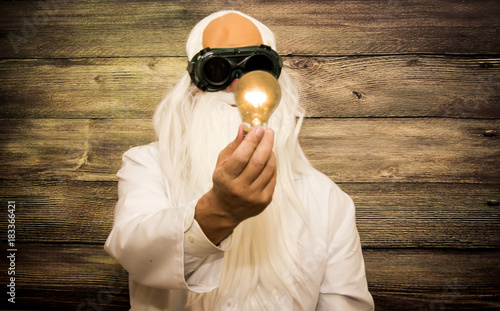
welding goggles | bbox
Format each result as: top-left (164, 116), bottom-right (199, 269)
top-left (187, 44), bottom-right (282, 92)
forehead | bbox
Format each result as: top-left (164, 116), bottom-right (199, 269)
top-left (202, 13), bottom-right (263, 48)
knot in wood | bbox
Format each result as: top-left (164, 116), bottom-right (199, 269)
top-left (486, 200), bottom-right (499, 207)
top-left (352, 91), bottom-right (363, 99)
top-left (148, 59), bottom-right (159, 69)
top-left (94, 75), bottom-right (105, 83)
top-left (288, 58), bottom-right (320, 71)
top-left (378, 165), bottom-right (399, 178)
top-left (483, 130), bottom-right (497, 137)
top-left (406, 59), bottom-right (420, 67)
top-left (479, 62), bottom-right (494, 69)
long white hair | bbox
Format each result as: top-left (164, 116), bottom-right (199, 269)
top-left (153, 11), bottom-right (313, 310)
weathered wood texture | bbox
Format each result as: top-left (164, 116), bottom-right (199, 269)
top-left (1, 118), bottom-right (499, 184)
top-left (1, 245), bottom-right (499, 310)
top-left (1, 181), bottom-right (499, 249)
top-left (0, 56), bottom-right (499, 119)
top-left (1, 0), bottom-right (499, 310)
top-left (1, 0), bottom-right (500, 57)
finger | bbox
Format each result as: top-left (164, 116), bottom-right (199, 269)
top-left (236, 124), bottom-right (245, 145)
top-left (259, 163), bottom-right (277, 204)
top-left (238, 128), bottom-right (275, 183)
top-left (224, 127), bottom-right (265, 177)
top-left (250, 151), bottom-right (277, 191)
top-left (217, 125), bottom-right (246, 165)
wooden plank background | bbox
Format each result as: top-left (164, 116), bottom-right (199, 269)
top-left (0, 0), bottom-right (499, 310)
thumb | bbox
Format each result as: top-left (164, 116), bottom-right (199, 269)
top-left (228, 124), bottom-right (245, 151)
top-left (216, 125), bottom-right (245, 164)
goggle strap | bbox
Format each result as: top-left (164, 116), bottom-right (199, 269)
top-left (186, 61), bottom-right (194, 74)
top-left (199, 47), bottom-right (211, 56)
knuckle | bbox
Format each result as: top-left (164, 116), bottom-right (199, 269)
top-left (212, 170), bottom-right (226, 185)
top-left (232, 154), bottom-right (248, 168)
top-left (267, 158), bottom-right (277, 171)
top-left (251, 157), bottom-right (266, 170)
top-left (263, 192), bottom-right (274, 206)
top-left (231, 184), bottom-right (246, 198)
top-left (246, 191), bottom-right (259, 203)
top-left (256, 192), bottom-right (273, 207)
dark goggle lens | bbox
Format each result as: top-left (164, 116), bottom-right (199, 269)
top-left (244, 54), bottom-right (275, 73)
top-left (203, 57), bottom-right (231, 84)
top-left (188, 45), bottom-right (281, 91)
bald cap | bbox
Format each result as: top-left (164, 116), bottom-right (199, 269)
top-left (202, 12), bottom-right (264, 48)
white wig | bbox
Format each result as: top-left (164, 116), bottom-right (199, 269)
top-left (153, 10), bottom-right (313, 310)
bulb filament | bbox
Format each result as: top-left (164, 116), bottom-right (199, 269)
top-left (244, 90), bottom-right (267, 107)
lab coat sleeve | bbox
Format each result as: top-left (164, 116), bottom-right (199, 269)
top-left (104, 144), bottom-right (228, 293)
top-left (316, 189), bottom-right (375, 311)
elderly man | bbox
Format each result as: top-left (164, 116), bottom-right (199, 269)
top-left (105, 10), bottom-right (374, 311)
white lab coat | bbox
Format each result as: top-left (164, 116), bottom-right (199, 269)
top-left (105, 142), bottom-right (374, 311)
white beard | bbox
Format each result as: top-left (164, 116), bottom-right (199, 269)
top-left (176, 90), bottom-right (307, 310)
top-left (183, 90), bottom-right (242, 201)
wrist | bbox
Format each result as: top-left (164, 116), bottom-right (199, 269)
top-left (195, 189), bottom-right (239, 245)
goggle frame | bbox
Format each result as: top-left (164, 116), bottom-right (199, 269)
top-left (187, 44), bottom-right (282, 92)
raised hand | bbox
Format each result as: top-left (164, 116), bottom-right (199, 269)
top-left (195, 125), bottom-right (277, 245)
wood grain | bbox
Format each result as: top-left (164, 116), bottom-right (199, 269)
top-left (2, 244), bottom-right (498, 310)
top-left (300, 118), bottom-right (500, 184)
top-left (1, 0), bottom-right (499, 58)
top-left (0, 180), bottom-right (498, 248)
top-left (364, 249), bottom-right (500, 311)
top-left (1, 1), bottom-right (499, 310)
top-left (0, 56), bottom-right (498, 119)
top-left (1, 118), bottom-right (498, 183)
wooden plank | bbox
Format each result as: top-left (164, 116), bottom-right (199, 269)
top-left (0, 0), bottom-right (499, 58)
top-left (1, 56), bottom-right (499, 119)
top-left (1, 118), bottom-right (498, 183)
top-left (343, 182), bottom-right (500, 249)
top-left (0, 180), bottom-right (117, 244)
top-left (0, 244), bottom-right (130, 310)
top-left (0, 57), bottom-right (184, 119)
top-left (0, 118), bottom-right (156, 181)
top-left (300, 118), bottom-right (500, 184)
top-left (364, 249), bottom-right (500, 311)
top-left (292, 55), bottom-right (500, 118)
top-left (2, 244), bottom-right (498, 310)
top-left (0, 180), bottom-right (498, 248)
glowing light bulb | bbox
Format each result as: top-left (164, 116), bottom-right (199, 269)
top-left (234, 70), bottom-right (281, 134)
